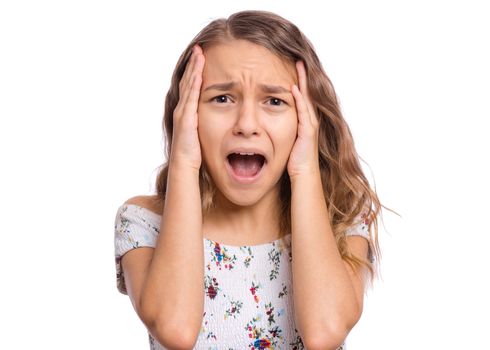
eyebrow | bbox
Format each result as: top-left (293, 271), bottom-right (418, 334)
top-left (203, 81), bottom-right (290, 94)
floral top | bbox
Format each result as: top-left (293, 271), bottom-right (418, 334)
top-left (114, 203), bottom-right (372, 350)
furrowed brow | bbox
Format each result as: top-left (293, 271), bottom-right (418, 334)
top-left (203, 82), bottom-right (237, 92)
top-left (203, 82), bottom-right (291, 94)
top-left (258, 84), bottom-right (290, 94)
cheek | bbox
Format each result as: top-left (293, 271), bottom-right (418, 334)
top-left (197, 115), bottom-right (213, 156)
top-left (197, 112), bottom-right (226, 163)
top-left (268, 118), bottom-right (297, 156)
top-left (286, 124), bottom-right (298, 150)
top-left (197, 108), bottom-right (214, 140)
top-left (283, 114), bottom-right (298, 148)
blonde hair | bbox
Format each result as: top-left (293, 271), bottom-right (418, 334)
top-left (155, 10), bottom-right (396, 283)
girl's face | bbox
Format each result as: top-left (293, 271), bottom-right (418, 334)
top-left (198, 39), bottom-right (298, 207)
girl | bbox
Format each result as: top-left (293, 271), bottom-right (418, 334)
top-left (114, 10), bottom-right (384, 350)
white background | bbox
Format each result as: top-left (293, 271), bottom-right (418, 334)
top-left (1, 0), bottom-right (489, 349)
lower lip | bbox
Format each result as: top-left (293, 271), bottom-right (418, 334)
top-left (225, 158), bottom-right (266, 184)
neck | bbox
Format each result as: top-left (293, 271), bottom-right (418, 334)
top-left (202, 185), bottom-right (285, 245)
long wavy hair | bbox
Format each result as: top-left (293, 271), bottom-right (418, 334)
top-left (155, 10), bottom-right (395, 284)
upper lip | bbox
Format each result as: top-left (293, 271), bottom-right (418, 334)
top-left (226, 147), bottom-right (268, 162)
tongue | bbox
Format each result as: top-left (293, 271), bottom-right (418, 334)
top-left (228, 154), bottom-right (263, 177)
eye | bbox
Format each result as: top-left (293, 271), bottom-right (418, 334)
top-left (268, 97), bottom-right (286, 106)
top-left (212, 95), bottom-right (230, 104)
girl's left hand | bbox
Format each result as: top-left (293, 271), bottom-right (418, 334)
top-left (287, 60), bottom-right (321, 180)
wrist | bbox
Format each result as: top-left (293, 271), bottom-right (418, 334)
top-left (168, 157), bottom-right (201, 175)
top-left (289, 169), bottom-right (322, 188)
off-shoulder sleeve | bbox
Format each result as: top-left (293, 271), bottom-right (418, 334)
top-left (345, 211), bottom-right (375, 263)
top-left (114, 204), bottom-right (160, 295)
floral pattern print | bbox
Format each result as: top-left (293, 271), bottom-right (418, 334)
top-left (114, 204), bottom-right (370, 349)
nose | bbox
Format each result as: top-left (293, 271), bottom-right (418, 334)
top-left (232, 98), bottom-right (261, 137)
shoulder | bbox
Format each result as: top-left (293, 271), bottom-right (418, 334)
top-left (123, 195), bottom-right (164, 216)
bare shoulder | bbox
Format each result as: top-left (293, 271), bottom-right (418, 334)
top-left (124, 194), bottom-right (164, 216)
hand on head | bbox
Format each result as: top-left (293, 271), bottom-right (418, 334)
top-left (287, 60), bottom-right (321, 179)
top-left (170, 44), bottom-right (205, 171)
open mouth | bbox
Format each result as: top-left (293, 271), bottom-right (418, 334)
top-left (226, 153), bottom-right (266, 178)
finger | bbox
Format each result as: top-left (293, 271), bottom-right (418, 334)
top-left (179, 46), bottom-right (198, 95)
top-left (185, 44), bottom-right (204, 89)
top-left (291, 84), bottom-right (310, 127)
top-left (181, 46), bottom-right (198, 94)
top-left (183, 53), bottom-right (205, 116)
top-left (296, 61), bottom-right (317, 125)
top-left (193, 43), bottom-right (203, 55)
top-left (181, 49), bottom-right (204, 105)
top-left (178, 47), bottom-right (201, 112)
top-left (296, 61), bottom-right (312, 101)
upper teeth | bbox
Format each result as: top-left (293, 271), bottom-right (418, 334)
top-left (236, 152), bottom-right (255, 155)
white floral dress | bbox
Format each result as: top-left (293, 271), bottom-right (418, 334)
top-left (114, 203), bottom-right (372, 349)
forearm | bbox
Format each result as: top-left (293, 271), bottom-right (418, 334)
top-left (141, 163), bottom-right (204, 344)
top-left (290, 171), bottom-right (360, 347)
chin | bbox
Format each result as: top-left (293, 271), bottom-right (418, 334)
top-left (218, 187), bottom-right (265, 208)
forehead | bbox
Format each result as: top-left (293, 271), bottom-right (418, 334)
top-left (202, 40), bottom-right (297, 85)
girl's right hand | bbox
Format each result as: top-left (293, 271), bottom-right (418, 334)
top-left (169, 44), bottom-right (205, 171)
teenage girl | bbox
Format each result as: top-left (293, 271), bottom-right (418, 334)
top-left (114, 10), bottom-right (384, 350)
